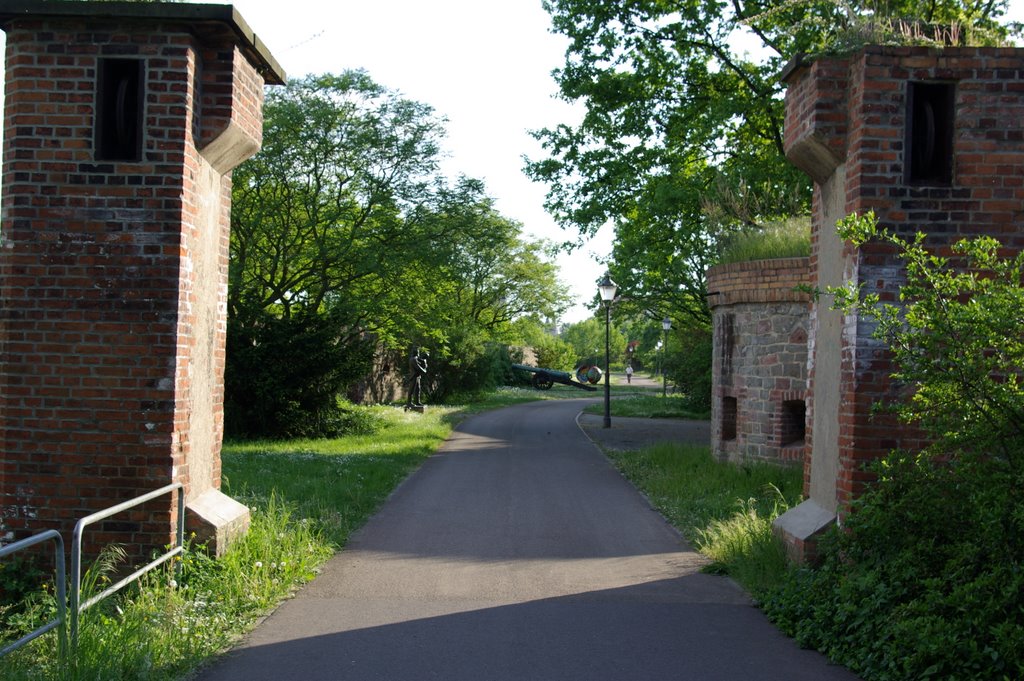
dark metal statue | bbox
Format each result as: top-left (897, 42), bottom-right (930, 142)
top-left (405, 347), bottom-right (428, 409)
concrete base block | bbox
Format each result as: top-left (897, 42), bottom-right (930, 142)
top-left (186, 489), bottom-right (250, 557)
top-left (772, 499), bottom-right (836, 564)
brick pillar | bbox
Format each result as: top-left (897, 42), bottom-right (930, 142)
top-left (0, 2), bottom-right (285, 559)
top-left (773, 46), bottom-right (1024, 562)
top-left (706, 258), bottom-right (811, 466)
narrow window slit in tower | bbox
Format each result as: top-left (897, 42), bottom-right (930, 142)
top-left (96, 58), bottom-right (144, 161)
top-left (722, 396), bottom-right (738, 441)
top-left (781, 399), bottom-right (806, 447)
top-left (907, 81), bottom-right (955, 185)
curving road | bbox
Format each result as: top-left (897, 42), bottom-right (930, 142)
top-left (199, 398), bottom-right (858, 680)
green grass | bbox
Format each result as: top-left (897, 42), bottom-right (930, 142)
top-left (605, 443), bottom-right (802, 596)
top-left (718, 217), bottom-right (811, 264)
top-left (1, 497), bottom-right (333, 681)
top-left (0, 403), bottom-right (461, 681)
top-left (583, 392), bottom-right (710, 420)
top-left (222, 405), bottom-right (453, 547)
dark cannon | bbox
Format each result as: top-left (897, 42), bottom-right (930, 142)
top-left (512, 363), bottom-right (600, 392)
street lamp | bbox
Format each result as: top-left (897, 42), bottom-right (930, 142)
top-left (598, 272), bottom-right (618, 428)
top-left (661, 317), bottom-right (671, 397)
top-left (655, 340), bottom-right (662, 385)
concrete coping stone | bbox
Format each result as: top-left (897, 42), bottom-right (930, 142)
top-left (0, 0), bottom-right (286, 84)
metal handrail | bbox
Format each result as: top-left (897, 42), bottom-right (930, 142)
top-left (0, 529), bottom-right (67, 658)
top-left (70, 482), bottom-right (184, 646)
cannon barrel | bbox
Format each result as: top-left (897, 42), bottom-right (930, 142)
top-left (511, 364), bottom-right (572, 381)
top-left (511, 363), bottom-right (598, 392)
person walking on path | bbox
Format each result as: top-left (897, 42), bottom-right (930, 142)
top-left (625, 363), bottom-right (634, 383)
top-left (199, 399), bottom-right (859, 681)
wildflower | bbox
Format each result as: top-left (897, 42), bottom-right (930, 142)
top-left (169, 579), bottom-right (178, 589)
top-left (254, 561), bottom-right (263, 569)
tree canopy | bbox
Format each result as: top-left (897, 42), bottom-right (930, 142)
top-left (527, 0), bottom-right (1015, 325)
top-left (227, 72), bottom-right (568, 436)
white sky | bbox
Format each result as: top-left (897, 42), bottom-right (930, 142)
top-left (218, 0), bottom-right (612, 324)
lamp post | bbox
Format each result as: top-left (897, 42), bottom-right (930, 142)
top-left (655, 339), bottom-right (662, 385)
top-left (661, 317), bottom-right (671, 398)
top-left (598, 272), bottom-right (618, 428)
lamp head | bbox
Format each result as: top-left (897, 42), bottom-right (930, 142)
top-left (597, 272), bottom-right (617, 304)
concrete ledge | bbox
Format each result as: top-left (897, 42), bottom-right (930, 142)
top-left (187, 488), bottom-right (250, 557)
top-left (772, 498), bottom-right (836, 564)
top-left (0, 0), bottom-right (286, 84)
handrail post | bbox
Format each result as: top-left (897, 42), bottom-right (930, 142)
top-left (69, 482), bottom-right (184, 648)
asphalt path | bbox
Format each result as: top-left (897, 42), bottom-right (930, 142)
top-left (198, 398), bottom-right (858, 681)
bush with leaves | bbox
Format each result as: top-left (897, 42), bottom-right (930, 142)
top-left (224, 310), bottom-right (375, 438)
top-left (667, 327), bottom-right (713, 413)
top-left (763, 213), bottom-right (1024, 680)
top-left (531, 334), bottom-right (577, 374)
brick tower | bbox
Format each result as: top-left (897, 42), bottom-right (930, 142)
top-left (774, 46), bottom-right (1024, 561)
top-left (0, 1), bottom-right (284, 558)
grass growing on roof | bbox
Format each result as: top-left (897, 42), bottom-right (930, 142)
top-left (718, 217), bottom-right (811, 264)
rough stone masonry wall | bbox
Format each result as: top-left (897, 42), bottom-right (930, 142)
top-left (775, 46), bottom-right (1024, 560)
top-left (0, 13), bottom-right (272, 557)
top-left (707, 258), bottom-right (811, 466)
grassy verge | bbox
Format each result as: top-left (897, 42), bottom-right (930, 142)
top-left (605, 443), bottom-right (802, 596)
top-left (0, 397), bottom-right (490, 680)
top-left (582, 392), bottom-right (710, 420)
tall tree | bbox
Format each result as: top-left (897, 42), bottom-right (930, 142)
top-left (229, 71), bottom-right (446, 326)
top-left (527, 0), bottom-right (1014, 324)
top-left (227, 71), bottom-right (571, 434)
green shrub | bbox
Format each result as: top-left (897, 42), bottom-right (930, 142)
top-left (763, 214), bottom-right (1024, 680)
top-left (429, 341), bottom-right (519, 402)
top-left (531, 334), bottom-right (576, 374)
top-left (764, 452), bottom-right (1024, 680)
top-left (666, 327), bottom-right (712, 413)
top-left (225, 310), bottom-right (375, 439)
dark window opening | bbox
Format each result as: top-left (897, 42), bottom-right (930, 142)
top-left (719, 313), bottom-right (735, 381)
top-left (906, 81), bottom-right (955, 185)
top-left (96, 58), bottom-right (144, 161)
top-left (722, 396), bottom-right (737, 441)
top-left (781, 399), bottom-right (807, 446)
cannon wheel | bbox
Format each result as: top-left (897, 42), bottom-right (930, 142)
top-left (532, 372), bottom-right (555, 390)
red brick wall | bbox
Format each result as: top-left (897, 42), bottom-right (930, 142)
top-left (0, 16), bottom-right (267, 557)
top-left (785, 46), bottom-right (1024, 512)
